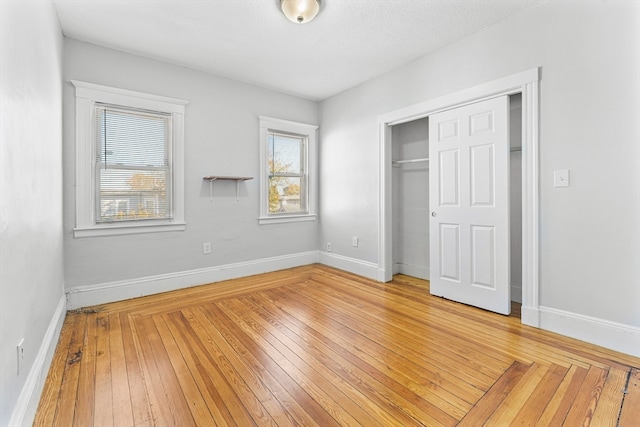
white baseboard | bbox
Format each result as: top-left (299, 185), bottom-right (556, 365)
top-left (66, 251), bottom-right (320, 309)
top-left (377, 267), bottom-right (390, 282)
top-left (9, 294), bottom-right (66, 427)
top-left (318, 251), bottom-right (379, 281)
top-left (511, 283), bottom-right (522, 304)
top-left (393, 263), bottom-right (430, 280)
top-left (534, 305), bottom-right (640, 357)
top-left (65, 251), bottom-right (640, 358)
top-left (521, 305), bottom-right (539, 328)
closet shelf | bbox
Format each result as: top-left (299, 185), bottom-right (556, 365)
top-left (203, 176), bottom-right (253, 202)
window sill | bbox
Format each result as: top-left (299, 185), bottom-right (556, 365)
top-left (73, 222), bottom-right (187, 238)
top-left (258, 214), bottom-right (317, 225)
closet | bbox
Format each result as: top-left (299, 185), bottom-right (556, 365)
top-left (390, 93), bottom-right (523, 304)
top-left (509, 93), bottom-right (522, 303)
top-left (391, 117), bottom-right (430, 280)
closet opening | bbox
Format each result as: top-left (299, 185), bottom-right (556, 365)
top-left (389, 92), bottom-right (523, 305)
top-left (391, 117), bottom-right (430, 280)
top-left (509, 93), bottom-right (523, 304)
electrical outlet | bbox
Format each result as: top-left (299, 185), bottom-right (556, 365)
top-left (203, 242), bottom-right (212, 254)
top-left (17, 339), bottom-right (24, 376)
top-left (352, 236), bottom-right (359, 247)
top-left (326, 242), bottom-right (332, 252)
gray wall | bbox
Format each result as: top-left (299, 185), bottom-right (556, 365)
top-left (63, 39), bottom-right (320, 289)
top-left (0, 1), bottom-right (64, 424)
top-left (320, 1), bottom-right (640, 327)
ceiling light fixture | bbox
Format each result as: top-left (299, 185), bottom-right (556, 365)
top-left (280, 0), bottom-right (320, 24)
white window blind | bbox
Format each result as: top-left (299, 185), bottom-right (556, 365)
top-left (95, 104), bottom-right (172, 223)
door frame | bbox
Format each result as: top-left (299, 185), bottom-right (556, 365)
top-left (377, 68), bottom-right (540, 326)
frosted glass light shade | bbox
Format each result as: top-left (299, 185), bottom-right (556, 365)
top-left (280, 0), bottom-right (320, 24)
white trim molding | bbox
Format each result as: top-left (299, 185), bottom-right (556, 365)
top-left (258, 116), bottom-right (318, 225)
top-left (511, 284), bottom-right (523, 304)
top-left (9, 295), bottom-right (66, 427)
top-left (66, 252), bottom-right (320, 309)
top-left (64, 250), bottom-right (640, 358)
top-left (537, 306), bottom-right (640, 357)
top-left (258, 214), bottom-right (317, 225)
top-left (377, 68), bottom-right (540, 326)
top-left (66, 251), bottom-right (385, 309)
top-left (318, 251), bottom-right (379, 281)
top-left (393, 262), bottom-right (430, 281)
top-left (71, 81), bottom-right (188, 238)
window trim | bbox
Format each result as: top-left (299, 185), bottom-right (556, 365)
top-left (72, 81), bottom-right (188, 238)
top-left (258, 116), bottom-right (318, 225)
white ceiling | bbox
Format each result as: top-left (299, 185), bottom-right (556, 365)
top-left (53, 0), bottom-right (544, 101)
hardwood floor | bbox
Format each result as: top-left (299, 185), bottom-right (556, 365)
top-left (35, 264), bottom-right (640, 426)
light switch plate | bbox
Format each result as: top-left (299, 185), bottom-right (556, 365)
top-left (554, 169), bottom-right (570, 187)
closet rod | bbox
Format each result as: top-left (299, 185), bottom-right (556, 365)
top-left (392, 157), bottom-right (430, 165)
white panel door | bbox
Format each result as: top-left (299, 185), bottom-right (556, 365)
top-left (429, 96), bottom-right (510, 314)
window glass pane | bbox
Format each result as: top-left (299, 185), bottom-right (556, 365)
top-left (269, 133), bottom-right (302, 174)
top-left (269, 176), bottom-right (305, 214)
top-left (97, 168), bottom-right (169, 222)
top-left (268, 134), bottom-right (275, 175)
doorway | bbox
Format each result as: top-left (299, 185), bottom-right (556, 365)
top-left (378, 69), bottom-right (539, 323)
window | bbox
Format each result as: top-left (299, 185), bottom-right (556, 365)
top-left (268, 132), bottom-right (306, 214)
top-left (72, 81), bottom-right (187, 237)
top-left (259, 116), bottom-right (317, 224)
top-left (95, 105), bottom-right (171, 223)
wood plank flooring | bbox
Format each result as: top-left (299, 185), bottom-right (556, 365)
top-left (35, 264), bottom-right (640, 426)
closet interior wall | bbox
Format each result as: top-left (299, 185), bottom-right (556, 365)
top-left (510, 93), bottom-right (523, 303)
top-left (392, 117), bottom-right (430, 280)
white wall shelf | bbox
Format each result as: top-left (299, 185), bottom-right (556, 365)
top-left (203, 176), bottom-right (253, 201)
